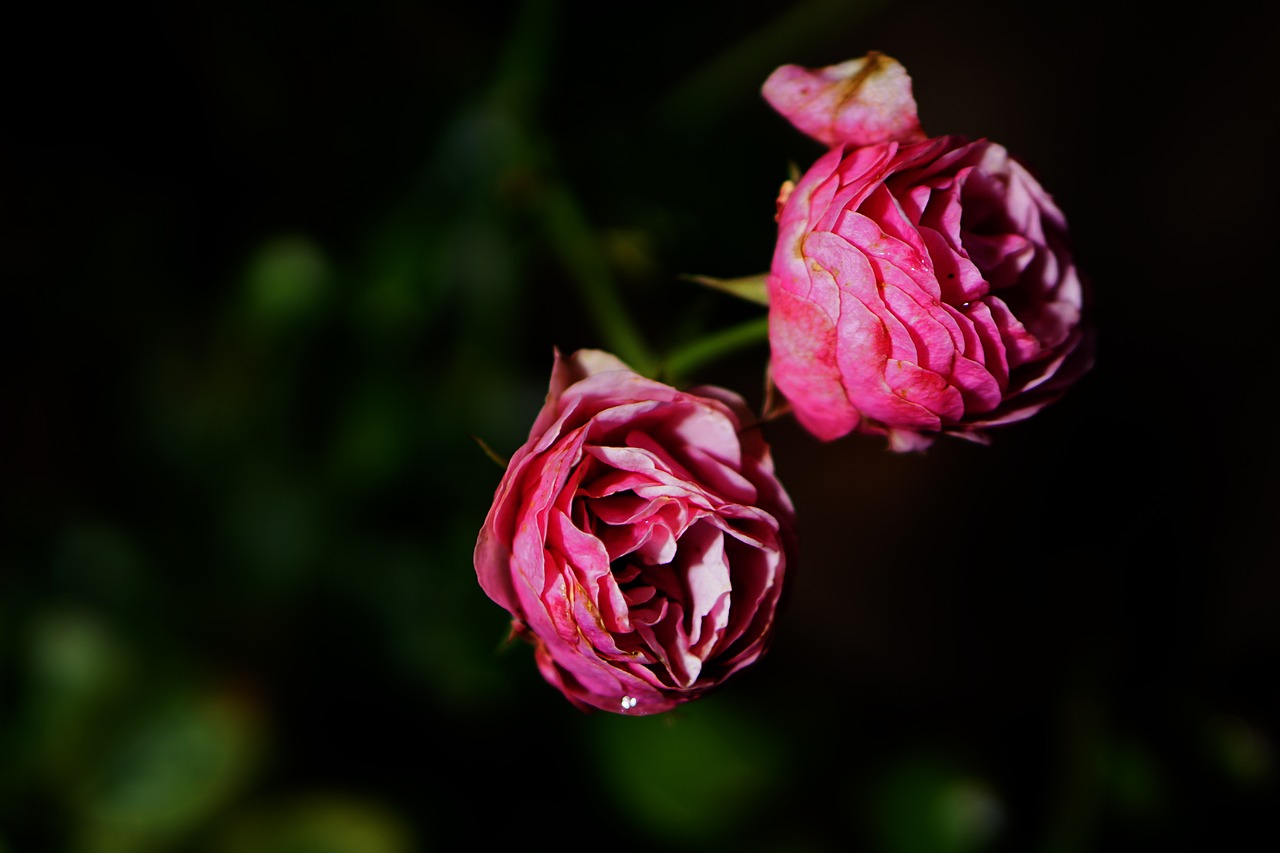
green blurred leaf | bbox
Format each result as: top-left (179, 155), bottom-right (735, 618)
top-left (585, 698), bottom-right (788, 845)
top-left (240, 234), bottom-right (331, 333)
top-left (213, 793), bottom-right (415, 853)
top-left (5, 609), bottom-right (131, 795)
top-left (221, 469), bottom-right (323, 597)
top-left (354, 542), bottom-right (515, 712)
top-left (26, 610), bottom-right (125, 700)
top-left (1204, 714), bottom-right (1274, 787)
top-left (871, 753), bottom-right (1003, 853)
top-left (351, 228), bottom-right (431, 340)
top-left (74, 685), bottom-right (264, 850)
top-left (51, 523), bottom-right (148, 609)
top-left (1095, 734), bottom-right (1166, 821)
top-left (325, 382), bottom-right (411, 491)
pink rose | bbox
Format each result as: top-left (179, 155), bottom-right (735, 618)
top-left (474, 349), bottom-right (796, 714)
top-left (763, 55), bottom-right (1092, 450)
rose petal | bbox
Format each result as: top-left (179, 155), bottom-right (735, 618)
top-left (762, 52), bottom-right (926, 148)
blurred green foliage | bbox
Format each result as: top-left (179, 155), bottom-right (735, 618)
top-left (4, 0), bottom-right (1278, 851)
top-left (585, 699), bottom-right (790, 844)
top-left (869, 753), bottom-right (1003, 853)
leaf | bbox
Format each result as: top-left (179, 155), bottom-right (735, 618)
top-left (681, 273), bottom-right (770, 306)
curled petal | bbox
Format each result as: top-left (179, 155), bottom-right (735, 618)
top-left (763, 52), bottom-right (927, 148)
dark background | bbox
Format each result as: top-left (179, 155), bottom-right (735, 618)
top-left (4, 1), bottom-right (1278, 851)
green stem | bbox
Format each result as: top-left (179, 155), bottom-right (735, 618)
top-left (486, 0), bottom-right (656, 376)
top-left (537, 183), bottom-right (657, 376)
top-left (661, 315), bottom-right (770, 384)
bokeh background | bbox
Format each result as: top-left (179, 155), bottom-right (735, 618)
top-left (5, 0), bottom-right (1279, 850)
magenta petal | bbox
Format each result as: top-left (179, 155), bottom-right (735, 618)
top-left (762, 52), bottom-right (926, 148)
top-left (768, 277), bottom-right (859, 442)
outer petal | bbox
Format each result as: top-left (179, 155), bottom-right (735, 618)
top-left (768, 272), bottom-right (858, 441)
top-left (762, 52), bottom-right (926, 148)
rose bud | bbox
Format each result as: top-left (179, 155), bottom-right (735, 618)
top-left (763, 54), bottom-right (1093, 450)
top-left (474, 349), bottom-right (796, 715)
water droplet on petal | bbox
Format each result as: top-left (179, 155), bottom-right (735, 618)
top-left (960, 301), bottom-right (972, 310)
top-left (620, 695), bottom-right (637, 710)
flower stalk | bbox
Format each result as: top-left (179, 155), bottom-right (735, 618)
top-left (660, 316), bottom-right (770, 385)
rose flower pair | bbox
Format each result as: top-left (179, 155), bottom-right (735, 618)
top-left (474, 53), bottom-right (1093, 714)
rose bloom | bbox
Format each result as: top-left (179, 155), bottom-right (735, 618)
top-left (474, 350), bottom-right (795, 714)
top-left (764, 55), bottom-right (1093, 450)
